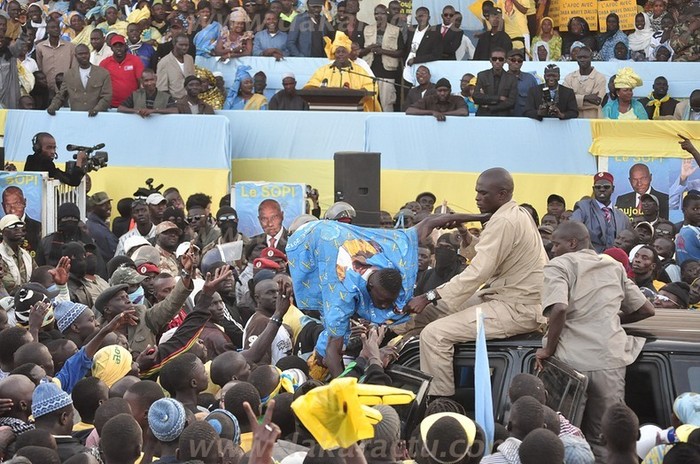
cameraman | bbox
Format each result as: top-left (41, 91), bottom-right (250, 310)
top-left (523, 64), bottom-right (579, 121)
top-left (24, 132), bottom-right (86, 186)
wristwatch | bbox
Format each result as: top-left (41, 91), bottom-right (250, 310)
top-left (180, 269), bottom-right (191, 279)
top-left (425, 289), bottom-right (439, 305)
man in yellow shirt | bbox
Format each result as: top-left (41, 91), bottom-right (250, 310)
top-left (497, 0), bottom-right (531, 55)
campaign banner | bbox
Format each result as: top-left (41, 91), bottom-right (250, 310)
top-left (0, 172), bottom-right (45, 255)
top-left (606, 156), bottom-right (686, 224)
top-left (598, 0), bottom-right (637, 31)
top-left (232, 182), bottom-right (307, 238)
top-left (558, 0), bottom-right (598, 31)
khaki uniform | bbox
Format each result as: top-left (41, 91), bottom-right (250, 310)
top-left (542, 250), bottom-right (647, 454)
top-left (411, 201), bottom-right (548, 396)
top-left (563, 68), bottom-right (608, 119)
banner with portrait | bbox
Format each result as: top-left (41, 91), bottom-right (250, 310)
top-left (0, 172), bottom-right (45, 256)
top-left (604, 156), bottom-right (686, 224)
top-left (232, 182), bottom-right (307, 237)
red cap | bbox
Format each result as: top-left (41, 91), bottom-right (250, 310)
top-left (110, 34), bottom-right (126, 46)
top-left (253, 258), bottom-right (281, 270)
top-left (137, 263), bottom-right (160, 275)
top-left (594, 171), bottom-right (614, 184)
top-left (261, 247), bottom-right (287, 261)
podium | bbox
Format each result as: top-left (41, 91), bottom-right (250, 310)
top-left (297, 88), bottom-right (373, 111)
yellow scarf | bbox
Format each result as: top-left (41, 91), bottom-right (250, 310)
top-left (646, 92), bottom-right (670, 120)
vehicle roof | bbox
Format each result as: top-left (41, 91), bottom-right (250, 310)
top-left (409, 309), bottom-right (700, 352)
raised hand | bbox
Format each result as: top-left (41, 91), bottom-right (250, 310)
top-left (202, 265), bottom-right (233, 295)
top-left (49, 256), bottom-right (71, 286)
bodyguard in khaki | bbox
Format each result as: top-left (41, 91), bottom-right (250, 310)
top-left (535, 221), bottom-right (654, 461)
top-left (404, 167), bottom-right (548, 397)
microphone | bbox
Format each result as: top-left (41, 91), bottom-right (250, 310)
top-left (321, 78), bottom-right (328, 88)
top-left (66, 143), bottom-right (105, 152)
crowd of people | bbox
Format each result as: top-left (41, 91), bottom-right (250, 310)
top-left (0, 129), bottom-right (698, 463)
top-left (1, 0), bottom-right (699, 114)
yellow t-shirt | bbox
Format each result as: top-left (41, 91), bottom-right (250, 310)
top-left (498, 0), bottom-right (531, 38)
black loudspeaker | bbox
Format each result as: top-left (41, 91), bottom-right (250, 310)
top-left (334, 152), bottom-right (380, 227)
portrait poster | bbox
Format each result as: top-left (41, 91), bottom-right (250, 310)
top-left (232, 182), bottom-right (306, 237)
top-left (0, 172), bottom-right (45, 256)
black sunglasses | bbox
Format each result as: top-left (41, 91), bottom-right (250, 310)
top-left (490, 56), bottom-right (505, 62)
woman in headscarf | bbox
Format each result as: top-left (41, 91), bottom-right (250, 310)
top-left (126, 6), bottom-right (162, 46)
top-left (561, 16), bottom-right (592, 60)
top-left (602, 68), bottom-right (648, 120)
top-left (532, 40), bottom-right (550, 61)
top-left (304, 31), bottom-right (381, 112)
top-left (224, 65), bottom-right (267, 110)
top-left (629, 12), bottom-right (654, 61)
top-left (654, 43), bottom-right (673, 62)
top-left (65, 11), bottom-right (94, 46)
top-left (611, 41), bottom-right (632, 61)
top-left (195, 65), bottom-right (225, 110)
top-left (96, 3), bottom-right (128, 36)
top-left (214, 7), bottom-right (253, 59)
top-left (531, 17), bottom-right (561, 61)
top-left (597, 13), bottom-right (628, 61)
top-left (27, 2), bottom-right (48, 44)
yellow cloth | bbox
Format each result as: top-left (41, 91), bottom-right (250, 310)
top-left (97, 20), bottom-right (128, 37)
top-left (498, 0), bottom-right (530, 39)
top-left (92, 345), bottom-right (133, 387)
top-left (71, 25), bottom-right (94, 47)
top-left (589, 120), bottom-right (700, 158)
top-left (0, 110), bottom-right (7, 137)
top-left (290, 377), bottom-right (415, 449)
top-left (72, 421), bottom-right (94, 432)
top-left (127, 6), bottom-right (151, 24)
top-left (203, 360), bottom-right (221, 396)
top-left (240, 432), bottom-right (253, 453)
top-left (304, 64), bottom-right (381, 112)
top-left (17, 60), bottom-right (35, 96)
top-left (244, 93), bottom-right (268, 110)
top-left (282, 303), bottom-right (304, 344)
top-left (324, 31), bottom-right (353, 59)
top-left (646, 93), bottom-right (670, 120)
top-left (614, 67), bottom-right (643, 89)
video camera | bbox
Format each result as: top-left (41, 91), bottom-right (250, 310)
top-left (66, 143), bottom-right (109, 173)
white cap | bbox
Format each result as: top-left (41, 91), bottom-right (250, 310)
top-left (176, 242), bottom-right (200, 258)
top-left (146, 193), bottom-right (167, 205)
top-left (212, 71), bottom-right (223, 78)
top-left (282, 72), bottom-right (295, 80)
top-left (124, 236), bottom-right (151, 256)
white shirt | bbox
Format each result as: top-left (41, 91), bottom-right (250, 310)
top-left (22, 56), bottom-right (39, 74)
top-left (267, 228), bottom-right (284, 248)
top-left (90, 45), bottom-right (113, 66)
top-left (79, 67), bottom-right (90, 88)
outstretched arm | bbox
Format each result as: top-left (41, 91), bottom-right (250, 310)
top-left (414, 213), bottom-right (491, 244)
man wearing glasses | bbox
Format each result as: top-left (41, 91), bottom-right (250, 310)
top-left (0, 214), bottom-right (35, 295)
top-left (571, 172), bottom-right (631, 252)
top-left (438, 5), bottom-right (462, 60)
top-left (473, 47), bottom-right (518, 116)
top-left (505, 48), bottom-right (536, 116)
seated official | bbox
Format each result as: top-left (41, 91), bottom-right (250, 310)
top-left (269, 73), bottom-right (309, 110)
top-left (304, 31), bottom-right (381, 112)
top-left (406, 77), bottom-right (468, 121)
top-left (176, 75), bottom-right (215, 114)
top-left (117, 68), bottom-right (178, 117)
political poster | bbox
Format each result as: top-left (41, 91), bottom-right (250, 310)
top-left (598, 0), bottom-right (637, 31)
top-left (605, 156), bottom-right (686, 224)
top-left (232, 182), bottom-right (307, 237)
top-left (558, 0), bottom-right (599, 31)
top-left (0, 172), bottom-right (45, 256)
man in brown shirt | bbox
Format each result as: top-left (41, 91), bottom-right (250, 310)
top-left (404, 168), bottom-right (548, 397)
top-left (406, 77), bottom-right (468, 120)
top-left (36, 19), bottom-right (76, 93)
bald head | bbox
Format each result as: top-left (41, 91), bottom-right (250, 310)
top-left (0, 375), bottom-right (35, 418)
top-left (551, 221), bottom-right (590, 256)
top-left (480, 168), bottom-right (514, 192)
top-left (475, 168), bottom-right (514, 213)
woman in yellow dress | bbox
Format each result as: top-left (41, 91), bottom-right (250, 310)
top-left (531, 17), bottom-right (561, 61)
top-left (304, 31), bottom-right (381, 112)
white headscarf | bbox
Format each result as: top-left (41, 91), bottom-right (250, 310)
top-left (628, 13), bottom-right (654, 52)
top-left (532, 40), bottom-right (550, 61)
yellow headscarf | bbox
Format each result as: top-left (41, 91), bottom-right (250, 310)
top-left (228, 7), bottom-right (250, 23)
top-left (614, 67), bottom-right (643, 89)
top-left (127, 6), bottom-right (151, 24)
top-left (92, 345), bottom-right (133, 388)
top-left (324, 31), bottom-right (353, 59)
